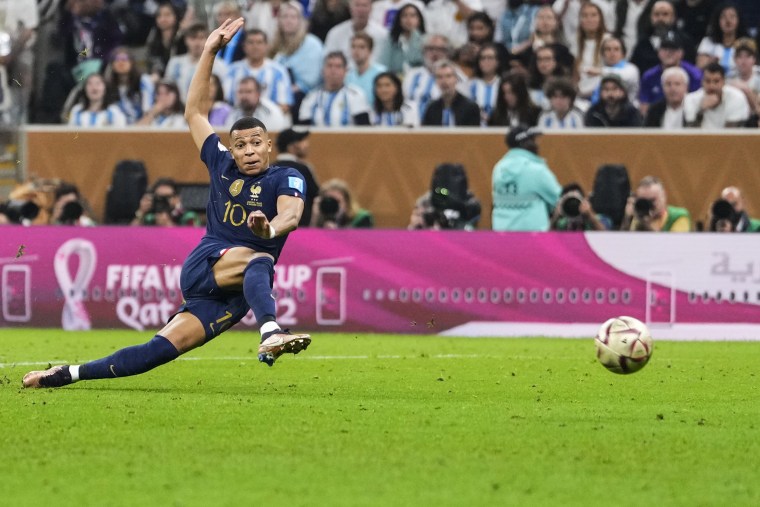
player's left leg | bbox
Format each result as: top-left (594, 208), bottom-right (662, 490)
top-left (22, 313), bottom-right (206, 389)
top-left (213, 247), bottom-right (310, 366)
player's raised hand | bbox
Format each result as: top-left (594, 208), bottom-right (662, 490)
top-left (247, 210), bottom-right (275, 239)
top-left (205, 17), bottom-right (245, 53)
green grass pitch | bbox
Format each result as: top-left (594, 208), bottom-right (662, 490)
top-left (1, 329), bottom-right (759, 506)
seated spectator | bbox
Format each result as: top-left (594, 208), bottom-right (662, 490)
top-left (136, 80), bottom-right (187, 128)
top-left (511, 6), bottom-right (573, 76)
top-left (243, 0), bottom-right (281, 42)
top-left (425, 0), bottom-right (482, 49)
top-left (212, 1), bottom-right (246, 64)
top-left (133, 178), bottom-right (200, 226)
top-left (644, 66), bottom-right (688, 128)
top-left (371, 71), bottom-right (419, 126)
top-left (574, 1), bottom-right (609, 100)
top-left (696, 2), bottom-right (747, 73)
top-left (466, 11), bottom-right (511, 69)
top-left (324, 0), bottom-right (388, 62)
top-left (713, 185), bottom-right (760, 232)
top-left (638, 30), bottom-right (702, 115)
top-left (489, 72), bottom-right (541, 127)
top-left (403, 33), bottom-right (460, 120)
top-left (377, 3), bottom-right (426, 75)
top-left (727, 38), bottom-right (760, 119)
top-left (346, 32), bottom-right (387, 106)
top-left (467, 43), bottom-right (506, 125)
top-left (370, 0), bottom-right (426, 30)
top-left (422, 60), bottom-right (481, 126)
top-left (537, 78), bottom-right (585, 129)
top-left (226, 29), bottom-right (294, 114)
top-left (684, 62), bottom-right (750, 128)
top-left (311, 178), bottom-right (374, 228)
top-left (550, 183), bottom-right (608, 231)
top-left (224, 76), bottom-right (290, 132)
top-left (500, 0), bottom-right (539, 53)
top-left (309, 0), bottom-right (351, 42)
top-left (298, 51), bottom-right (371, 126)
top-left (208, 73), bottom-right (233, 128)
top-left (527, 45), bottom-right (567, 108)
top-left (65, 73), bottom-right (128, 127)
top-left (553, 0), bottom-right (614, 57)
top-left (144, 1), bottom-right (188, 76)
top-left (50, 182), bottom-right (96, 226)
top-left (103, 47), bottom-right (157, 124)
top-left (613, 0), bottom-right (656, 60)
top-left (591, 36), bottom-right (640, 105)
top-left (621, 175), bottom-right (691, 231)
top-left (491, 126), bottom-right (560, 231)
top-left (165, 23), bottom-right (228, 103)
top-left (630, 0), bottom-right (696, 74)
top-left (585, 74), bottom-right (643, 127)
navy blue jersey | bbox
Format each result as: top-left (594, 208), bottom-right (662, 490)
top-left (200, 133), bottom-right (305, 260)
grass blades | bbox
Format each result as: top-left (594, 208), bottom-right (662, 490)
top-left (1, 329), bottom-right (759, 506)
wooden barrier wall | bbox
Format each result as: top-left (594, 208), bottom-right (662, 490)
top-left (23, 128), bottom-right (760, 229)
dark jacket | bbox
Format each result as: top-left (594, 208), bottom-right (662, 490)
top-left (644, 100), bottom-right (684, 127)
top-left (630, 28), bottom-right (697, 74)
top-left (585, 101), bottom-right (643, 127)
top-left (275, 156), bottom-right (319, 227)
top-left (422, 93), bottom-right (481, 127)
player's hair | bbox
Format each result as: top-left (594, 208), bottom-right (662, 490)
top-left (229, 117), bottom-right (268, 135)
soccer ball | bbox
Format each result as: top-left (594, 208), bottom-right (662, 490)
top-left (595, 316), bottom-right (653, 374)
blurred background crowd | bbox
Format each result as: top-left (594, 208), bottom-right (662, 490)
top-left (0, 0), bottom-right (758, 231)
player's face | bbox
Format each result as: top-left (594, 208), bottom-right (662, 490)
top-left (244, 34), bottom-right (268, 61)
top-left (229, 128), bottom-right (272, 176)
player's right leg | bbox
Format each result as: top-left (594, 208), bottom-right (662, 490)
top-left (22, 311), bottom-right (207, 389)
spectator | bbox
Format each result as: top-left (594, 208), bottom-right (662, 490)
top-left (467, 43), bottom-right (505, 125)
top-left (489, 72), bottom-right (541, 127)
top-left (309, 0), bottom-right (351, 42)
top-left (103, 46), bottom-right (156, 124)
top-left (403, 33), bottom-right (457, 120)
top-left (613, 0), bottom-right (657, 59)
top-left (243, 0), bottom-right (282, 42)
top-left (621, 175), bottom-right (691, 231)
top-left (0, 0), bottom-right (37, 125)
top-left (491, 126), bottom-right (561, 231)
top-left (59, 0), bottom-right (123, 82)
top-left (553, 0), bottom-right (614, 56)
top-left (346, 32), bottom-right (388, 106)
top-left (371, 0), bottom-right (426, 30)
top-left (574, 1), bottom-right (609, 100)
top-left (65, 73), bottom-right (128, 127)
top-left (697, 1), bottom-right (748, 73)
top-left (528, 45), bottom-right (567, 108)
top-left (716, 186), bottom-right (760, 232)
top-left (510, 6), bottom-right (573, 76)
top-left (537, 77), bottom-right (586, 129)
top-left (134, 178), bottom-right (200, 226)
top-left (638, 30), bottom-right (702, 115)
top-left (684, 62), bottom-right (750, 128)
top-left (630, 0), bottom-right (696, 74)
top-left (144, 1), bottom-right (188, 76)
top-left (226, 29), bottom-right (294, 114)
top-left (324, 0), bottom-right (388, 62)
top-left (136, 80), bottom-right (187, 127)
top-left (298, 51), bottom-right (372, 126)
top-left (422, 60), bottom-right (481, 126)
top-left (727, 38), bottom-right (760, 118)
top-left (208, 73), bottom-right (233, 127)
top-left (585, 74), bottom-right (643, 127)
top-left (165, 23), bottom-right (228, 102)
top-left (676, 0), bottom-right (718, 45)
top-left (371, 71), bottom-right (419, 126)
top-left (592, 36), bottom-right (640, 105)
top-left (311, 178), bottom-right (374, 228)
top-left (500, 0), bottom-right (540, 53)
top-left (550, 183), bottom-right (608, 231)
top-left (425, 0), bottom-right (483, 49)
top-left (452, 41), bottom-right (480, 79)
top-left (50, 182), bottom-right (96, 226)
top-left (275, 127), bottom-right (320, 226)
top-left (644, 66), bottom-right (688, 128)
top-left (377, 3), bottom-right (426, 75)
top-left (270, 0), bottom-right (325, 121)
top-left (212, 1), bottom-right (246, 64)
top-left (224, 76), bottom-right (290, 131)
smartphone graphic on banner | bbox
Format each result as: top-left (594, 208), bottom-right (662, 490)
top-left (316, 267), bottom-right (346, 325)
top-left (2, 265), bottom-right (31, 322)
top-left (646, 271), bottom-right (674, 326)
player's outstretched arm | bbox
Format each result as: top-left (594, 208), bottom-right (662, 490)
top-left (247, 196), bottom-right (305, 239)
top-left (185, 17), bottom-right (245, 151)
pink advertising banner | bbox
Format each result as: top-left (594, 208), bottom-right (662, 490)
top-left (1, 227), bottom-right (759, 339)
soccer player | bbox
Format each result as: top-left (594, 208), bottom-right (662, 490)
top-left (23, 17), bottom-right (311, 389)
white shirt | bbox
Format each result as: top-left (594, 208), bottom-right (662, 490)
top-left (164, 54), bottom-right (228, 102)
top-left (553, 0), bottom-right (614, 56)
top-left (371, 100), bottom-right (420, 127)
top-left (299, 85), bottom-right (371, 127)
top-left (324, 20), bottom-right (388, 63)
top-left (697, 37), bottom-right (736, 74)
top-left (728, 66), bottom-right (760, 96)
top-left (226, 58), bottom-right (293, 107)
top-left (68, 104), bottom-right (128, 127)
top-left (224, 97), bottom-right (291, 132)
top-left (244, 2), bottom-right (277, 41)
top-left (370, 0), bottom-right (427, 30)
top-left (466, 76), bottom-right (501, 125)
top-left (662, 105), bottom-right (685, 129)
top-left (683, 85), bottom-right (750, 128)
top-left (424, 0), bottom-right (484, 49)
top-left (537, 108), bottom-right (586, 129)
top-left (0, 0), bottom-right (38, 35)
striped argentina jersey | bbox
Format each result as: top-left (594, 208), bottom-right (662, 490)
top-left (537, 108), bottom-right (585, 130)
top-left (164, 54), bottom-right (228, 102)
top-left (299, 85), bottom-right (371, 126)
top-left (225, 58), bottom-right (294, 107)
top-left (371, 100), bottom-right (419, 127)
top-left (67, 104), bottom-right (128, 127)
top-left (467, 76), bottom-right (500, 124)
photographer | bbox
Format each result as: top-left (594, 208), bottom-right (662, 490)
top-left (708, 186), bottom-right (760, 232)
top-left (622, 176), bottom-right (691, 232)
top-left (0, 180), bottom-right (56, 226)
top-left (550, 183), bottom-right (608, 231)
top-left (133, 178), bottom-right (200, 226)
top-left (409, 163), bottom-right (481, 231)
top-left (311, 178), bottom-right (373, 229)
top-left (50, 182), bottom-right (96, 226)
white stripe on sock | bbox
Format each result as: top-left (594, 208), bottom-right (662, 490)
top-left (69, 364), bottom-right (80, 382)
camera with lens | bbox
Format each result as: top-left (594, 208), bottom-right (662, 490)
top-left (0, 199), bottom-right (40, 224)
top-left (634, 197), bottom-right (655, 218)
top-left (58, 200), bottom-right (84, 224)
top-left (425, 164), bottom-right (481, 230)
top-left (318, 195), bottom-right (341, 222)
top-left (559, 191), bottom-right (583, 218)
top-left (710, 199), bottom-right (740, 232)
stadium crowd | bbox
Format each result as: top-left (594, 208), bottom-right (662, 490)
top-left (1, 0), bottom-right (759, 231)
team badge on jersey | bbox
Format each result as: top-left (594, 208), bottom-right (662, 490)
top-left (288, 177), bottom-right (304, 193)
top-left (250, 185), bottom-right (262, 198)
top-left (229, 179), bottom-right (244, 196)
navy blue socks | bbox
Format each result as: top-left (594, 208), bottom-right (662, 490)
top-left (243, 257), bottom-right (277, 324)
top-left (78, 335), bottom-right (180, 380)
